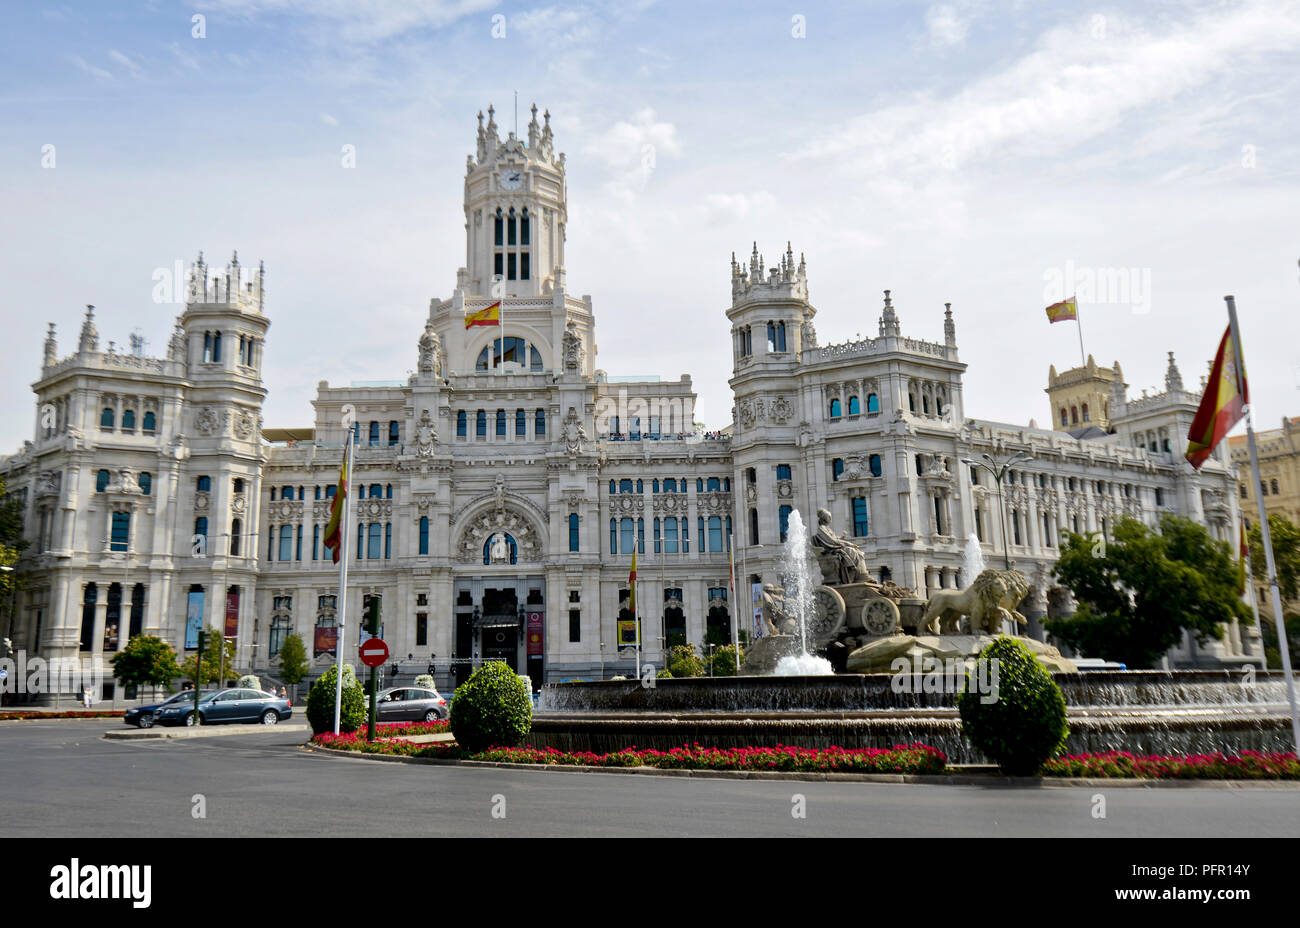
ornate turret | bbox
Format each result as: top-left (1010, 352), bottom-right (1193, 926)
top-left (1164, 351), bottom-right (1184, 393)
top-left (43, 323), bottom-right (57, 368)
top-left (527, 102), bottom-right (539, 148)
top-left (78, 304), bottom-right (98, 354)
top-left (730, 241), bottom-right (809, 303)
top-left (878, 290), bottom-right (900, 337)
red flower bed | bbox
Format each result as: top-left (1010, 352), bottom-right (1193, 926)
top-left (0, 710), bottom-right (125, 720)
top-left (310, 733), bottom-right (947, 774)
top-left (1041, 750), bottom-right (1300, 780)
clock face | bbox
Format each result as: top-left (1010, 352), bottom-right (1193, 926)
top-left (501, 170), bottom-right (523, 190)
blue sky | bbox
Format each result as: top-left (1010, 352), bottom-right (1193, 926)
top-left (1, 0), bottom-right (1298, 452)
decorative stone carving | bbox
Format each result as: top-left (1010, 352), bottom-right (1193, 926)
top-left (562, 408), bottom-right (588, 455)
top-left (195, 406), bottom-right (230, 437)
top-left (769, 395), bottom-right (793, 422)
top-left (919, 568), bottom-right (1031, 635)
top-left (233, 408), bottom-right (256, 440)
top-left (562, 319), bottom-right (583, 371)
top-left (418, 324), bottom-right (442, 376)
top-left (415, 410), bottom-right (437, 456)
top-left (810, 507), bottom-right (871, 584)
top-left (456, 506), bottom-right (542, 564)
top-left (738, 399), bottom-right (755, 428)
top-left (194, 492), bottom-right (210, 511)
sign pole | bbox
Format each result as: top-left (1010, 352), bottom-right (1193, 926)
top-left (332, 432), bottom-right (355, 735)
top-left (1226, 295), bottom-right (1300, 752)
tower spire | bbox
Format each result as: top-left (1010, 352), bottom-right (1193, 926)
top-left (1164, 350), bottom-right (1184, 393)
top-left (43, 322), bottom-right (57, 368)
top-left (878, 289), bottom-right (900, 337)
top-left (943, 301), bottom-right (956, 347)
top-left (78, 304), bottom-right (99, 354)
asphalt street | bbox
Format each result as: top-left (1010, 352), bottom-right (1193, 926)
top-left (2, 720), bottom-right (1297, 837)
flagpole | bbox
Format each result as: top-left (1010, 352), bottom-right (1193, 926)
top-left (332, 431), bottom-right (355, 735)
top-left (1226, 294), bottom-right (1300, 752)
top-left (1074, 297), bottom-right (1086, 367)
top-left (727, 531), bottom-right (738, 672)
top-left (634, 550), bottom-right (641, 683)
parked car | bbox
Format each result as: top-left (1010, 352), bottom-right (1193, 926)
top-left (155, 688), bottom-right (293, 727)
top-left (123, 690), bottom-right (209, 729)
top-left (374, 686), bottom-right (448, 722)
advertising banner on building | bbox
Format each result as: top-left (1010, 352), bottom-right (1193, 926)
top-left (314, 625), bottom-right (338, 657)
top-left (224, 589), bottom-right (239, 638)
top-left (527, 611), bottom-right (544, 656)
top-left (751, 582), bottom-right (765, 639)
top-left (185, 590), bottom-right (205, 649)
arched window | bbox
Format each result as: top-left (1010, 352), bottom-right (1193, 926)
top-left (636, 479), bottom-right (644, 493)
top-left (867, 393), bottom-right (879, 414)
top-left (142, 411), bottom-right (156, 433)
top-left (96, 469), bottom-right (110, 492)
top-left (110, 512), bottom-right (130, 552)
top-left (278, 525), bottom-right (293, 561)
top-left (121, 409), bottom-right (135, 431)
top-left (779, 505), bottom-right (792, 543)
top-left (1071, 406), bottom-right (1079, 424)
top-left (663, 478), bottom-right (678, 493)
top-left (212, 331), bottom-right (222, 363)
top-left (203, 332), bottom-right (213, 363)
top-left (707, 516), bottom-right (723, 552)
top-left (368, 421), bottom-right (380, 446)
top-left (457, 411), bottom-right (467, 437)
top-left (385, 484), bottom-right (392, 499)
top-left (368, 523), bottom-right (382, 559)
top-left (196, 476), bottom-right (211, 493)
top-left (419, 517), bottom-right (429, 555)
top-left (369, 484), bottom-right (382, 499)
top-left (922, 395), bottom-right (931, 414)
top-left (230, 519), bottom-right (242, 556)
top-left (388, 421), bottom-right (400, 445)
top-left (569, 513), bottom-right (579, 552)
top-left (776, 465), bottom-right (792, 481)
top-left (1081, 403), bottom-right (1090, 423)
top-left (536, 408), bottom-right (546, 436)
top-left (138, 472), bottom-right (151, 495)
top-left (620, 518), bottom-right (635, 555)
top-left (619, 479), bottom-right (634, 494)
top-left (1061, 408), bottom-right (1069, 426)
top-left (80, 582), bottom-right (98, 652)
top-left (829, 399), bottom-right (842, 418)
top-left (1272, 478), bottom-right (1280, 495)
top-left (476, 410), bottom-right (487, 437)
top-left (832, 458), bottom-right (844, 481)
top-left (848, 396), bottom-right (861, 415)
top-left (496, 409), bottom-right (506, 436)
top-left (100, 407), bottom-right (115, 429)
top-left (516, 409), bottom-right (527, 436)
top-left (749, 508), bottom-right (759, 545)
top-left (707, 477), bottom-right (721, 492)
top-left (869, 454), bottom-right (882, 477)
top-left (194, 516), bottom-right (208, 541)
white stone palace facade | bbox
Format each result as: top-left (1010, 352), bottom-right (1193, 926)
top-left (0, 105), bottom-right (1260, 704)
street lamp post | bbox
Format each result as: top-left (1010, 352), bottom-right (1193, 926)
top-left (961, 451), bottom-right (1033, 571)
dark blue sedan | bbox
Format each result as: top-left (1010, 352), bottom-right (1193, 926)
top-left (123, 690), bottom-right (208, 728)
top-left (155, 688), bottom-right (293, 727)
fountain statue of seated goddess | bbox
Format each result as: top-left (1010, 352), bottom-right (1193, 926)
top-left (810, 507), bottom-right (872, 586)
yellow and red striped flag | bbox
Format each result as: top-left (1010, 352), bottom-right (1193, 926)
top-left (1045, 296), bottom-right (1078, 324)
top-left (465, 301), bottom-right (501, 328)
top-left (1186, 326), bottom-right (1248, 470)
top-left (322, 432), bottom-right (350, 563)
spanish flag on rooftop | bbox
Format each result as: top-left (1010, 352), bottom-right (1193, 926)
top-left (465, 301), bottom-right (501, 328)
top-left (1186, 325), bottom-right (1248, 470)
top-left (1045, 296), bottom-right (1078, 324)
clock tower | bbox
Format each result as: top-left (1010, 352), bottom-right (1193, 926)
top-left (462, 103), bottom-right (568, 299)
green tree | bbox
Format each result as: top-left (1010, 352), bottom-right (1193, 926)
top-left (1260, 611), bottom-right (1300, 671)
top-left (667, 643), bottom-right (704, 678)
top-left (276, 633), bottom-right (309, 686)
top-left (109, 636), bottom-right (182, 701)
top-left (1046, 515), bottom-right (1248, 669)
top-left (706, 643), bottom-right (744, 676)
top-left (179, 627), bottom-right (238, 685)
top-left (1246, 514), bottom-right (1300, 602)
top-left (0, 476), bottom-right (28, 611)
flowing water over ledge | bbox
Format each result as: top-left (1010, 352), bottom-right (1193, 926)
top-left (533, 671), bottom-right (1295, 763)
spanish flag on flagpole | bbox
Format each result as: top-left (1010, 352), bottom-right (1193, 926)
top-left (322, 431), bottom-right (351, 563)
top-left (1185, 325), bottom-right (1248, 470)
top-left (1044, 296), bottom-right (1078, 323)
top-left (465, 301), bottom-right (501, 328)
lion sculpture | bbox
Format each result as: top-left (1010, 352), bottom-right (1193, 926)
top-left (920, 568), bottom-right (1030, 636)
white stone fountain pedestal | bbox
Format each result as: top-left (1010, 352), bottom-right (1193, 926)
top-left (845, 634), bottom-right (1078, 674)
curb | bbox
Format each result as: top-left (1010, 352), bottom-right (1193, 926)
top-left (301, 742), bottom-right (1300, 789)
top-left (104, 723), bottom-right (310, 740)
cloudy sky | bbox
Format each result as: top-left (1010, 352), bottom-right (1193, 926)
top-left (1, 0), bottom-right (1297, 453)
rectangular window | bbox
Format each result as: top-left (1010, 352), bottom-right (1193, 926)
top-left (419, 517), bottom-right (429, 555)
top-left (313, 525), bottom-right (320, 560)
top-left (569, 514), bottom-right (579, 552)
top-left (416, 613), bottom-right (428, 647)
top-left (110, 512), bottom-right (130, 552)
top-left (521, 252), bottom-right (530, 280)
top-left (278, 525), bottom-right (292, 562)
top-left (494, 253), bottom-right (503, 278)
top-left (664, 518), bottom-right (678, 553)
top-left (507, 253), bottom-right (516, 280)
top-left (698, 517), bottom-right (705, 553)
top-left (779, 505), bottom-right (792, 542)
top-left (852, 498), bottom-right (869, 537)
top-left (368, 523), bottom-right (382, 559)
top-left (569, 609), bottom-right (581, 642)
top-left (296, 524), bottom-right (303, 561)
top-left (384, 523), bottom-right (392, 559)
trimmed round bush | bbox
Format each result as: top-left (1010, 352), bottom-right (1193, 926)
top-left (238, 674), bottom-right (261, 691)
top-left (413, 674), bottom-right (435, 691)
top-left (449, 661), bottom-right (532, 752)
top-left (306, 664), bottom-right (367, 735)
top-left (958, 636), bottom-right (1069, 776)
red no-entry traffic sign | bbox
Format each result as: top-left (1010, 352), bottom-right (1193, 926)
top-left (359, 637), bottom-right (389, 668)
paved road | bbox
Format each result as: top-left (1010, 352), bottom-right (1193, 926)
top-left (2, 720), bottom-right (1297, 837)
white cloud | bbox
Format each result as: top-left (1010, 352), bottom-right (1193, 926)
top-left (320, 112), bottom-right (339, 126)
top-left (69, 54), bottom-right (113, 81)
top-left (168, 42), bottom-right (200, 70)
top-left (108, 49), bottom-right (142, 76)
top-left (197, 0), bottom-right (496, 43)
top-left (926, 4), bottom-right (971, 48)
top-left (698, 191), bottom-right (776, 225)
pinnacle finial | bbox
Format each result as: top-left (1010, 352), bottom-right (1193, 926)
top-left (543, 108), bottom-right (550, 125)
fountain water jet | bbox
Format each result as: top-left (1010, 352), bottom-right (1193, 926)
top-left (962, 534), bottom-right (985, 587)
top-left (772, 509), bottom-right (833, 676)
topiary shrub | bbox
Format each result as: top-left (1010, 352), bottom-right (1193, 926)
top-left (413, 673), bottom-right (435, 691)
top-left (449, 661), bottom-right (532, 752)
top-left (238, 674), bottom-right (261, 691)
top-left (667, 643), bottom-right (704, 678)
top-left (958, 636), bottom-right (1069, 776)
top-left (656, 669), bottom-right (673, 679)
top-left (306, 664), bottom-right (367, 735)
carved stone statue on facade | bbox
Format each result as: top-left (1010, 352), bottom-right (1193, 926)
top-left (415, 410), bottom-right (436, 456)
top-left (488, 533), bottom-right (509, 563)
top-left (562, 320), bottom-right (583, 371)
top-left (418, 324), bottom-right (441, 376)
top-left (810, 507), bottom-right (871, 585)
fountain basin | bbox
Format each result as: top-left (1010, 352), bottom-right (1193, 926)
top-left (533, 671), bottom-right (1296, 763)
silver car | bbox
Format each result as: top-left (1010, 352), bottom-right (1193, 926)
top-left (375, 687), bottom-right (448, 722)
